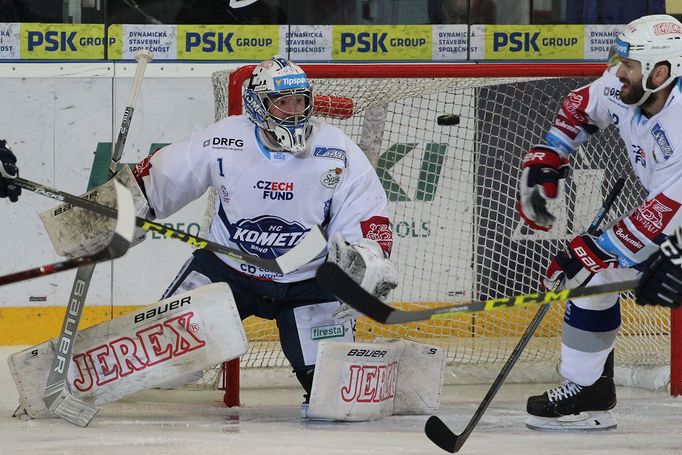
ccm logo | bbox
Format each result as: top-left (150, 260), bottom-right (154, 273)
top-left (661, 238), bottom-right (682, 265)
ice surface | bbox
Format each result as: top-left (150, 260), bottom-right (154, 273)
top-left (1, 346), bottom-right (681, 455)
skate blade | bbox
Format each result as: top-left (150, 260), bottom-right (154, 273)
top-left (526, 411), bottom-right (616, 432)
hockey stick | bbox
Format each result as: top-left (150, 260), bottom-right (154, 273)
top-left (11, 176), bottom-right (327, 275)
top-left (41, 50), bottom-right (153, 427)
top-left (0, 182), bottom-right (135, 286)
top-left (424, 177), bottom-right (626, 453)
top-left (36, 181), bottom-right (134, 426)
top-left (316, 262), bottom-right (635, 322)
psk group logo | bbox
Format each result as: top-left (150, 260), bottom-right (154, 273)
top-left (229, 216), bottom-right (308, 259)
top-left (333, 25), bottom-right (431, 60)
top-left (484, 25), bottom-right (583, 60)
top-left (21, 24), bottom-right (109, 59)
top-left (178, 25), bottom-right (278, 60)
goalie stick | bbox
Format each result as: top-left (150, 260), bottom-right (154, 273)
top-left (11, 176), bottom-right (327, 275)
top-left (0, 181), bottom-right (135, 286)
top-left (34, 180), bottom-right (134, 427)
top-left (424, 177), bottom-right (625, 453)
top-left (41, 50), bottom-right (153, 427)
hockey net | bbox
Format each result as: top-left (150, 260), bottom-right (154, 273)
top-left (206, 63), bottom-right (681, 405)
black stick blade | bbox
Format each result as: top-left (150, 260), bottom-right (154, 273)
top-left (425, 416), bottom-right (459, 453)
top-left (315, 262), bottom-right (392, 323)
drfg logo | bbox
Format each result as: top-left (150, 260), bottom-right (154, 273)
top-left (203, 137), bottom-right (244, 148)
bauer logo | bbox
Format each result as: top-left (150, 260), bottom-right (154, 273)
top-left (21, 24), bottom-right (110, 59)
top-left (334, 25), bottom-right (431, 60)
top-left (229, 215), bottom-right (308, 259)
top-left (311, 324), bottom-right (345, 340)
top-left (485, 25), bottom-right (583, 60)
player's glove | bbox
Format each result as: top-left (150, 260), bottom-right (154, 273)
top-left (327, 232), bottom-right (399, 321)
top-left (0, 140), bottom-right (20, 202)
top-left (544, 232), bottom-right (618, 290)
top-left (517, 146), bottom-right (569, 231)
top-left (635, 228), bottom-right (682, 308)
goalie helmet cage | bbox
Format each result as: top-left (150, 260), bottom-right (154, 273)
top-left (208, 62), bottom-right (682, 407)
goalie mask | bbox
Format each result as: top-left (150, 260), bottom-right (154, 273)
top-left (611, 14), bottom-right (682, 105)
top-left (243, 57), bottom-right (313, 155)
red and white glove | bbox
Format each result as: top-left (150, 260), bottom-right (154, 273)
top-left (544, 232), bottom-right (619, 290)
top-left (517, 146), bottom-right (569, 231)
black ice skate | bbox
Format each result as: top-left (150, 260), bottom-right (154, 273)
top-left (526, 351), bottom-right (616, 431)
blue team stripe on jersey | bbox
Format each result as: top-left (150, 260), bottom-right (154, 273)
top-left (564, 299), bottom-right (621, 333)
top-left (544, 132), bottom-right (574, 155)
top-left (253, 125), bottom-right (272, 159)
top-left (597, 231), bottom-right (636, 267)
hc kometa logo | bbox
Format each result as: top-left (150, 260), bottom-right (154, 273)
top-left (492, 32), bottom-right (578, 52)
top-left (340, 32), bottom-right (426, 53)
top-left (185, 32), bottom-right (273, 52)
top-left (27, 31), bottom-right (114, 51)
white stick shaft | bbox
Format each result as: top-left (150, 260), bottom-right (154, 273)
top-left (110, 49), bottom-right (154, 176)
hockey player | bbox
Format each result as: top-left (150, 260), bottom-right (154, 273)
top-left (130, 57), bottom-right (398, 409)
top-left (517, 14), bottom-right (682, 431)
top-left (0, 140), bottom-right (20, 202)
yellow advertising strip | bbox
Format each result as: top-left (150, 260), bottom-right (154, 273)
top-left (0, 306), bottom-right (141, 345)
top-left (484, 25), bottom-right (584, 60)
top-left (333, 25), bottom-right (432, 61)
top-left (177, 25), bottom-right (279, 60)
top-left (20, 23), bottom-right (107, 59)
top-left (107, 24), bottom-right (124, 60)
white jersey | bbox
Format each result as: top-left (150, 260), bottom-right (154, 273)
top-left (133, 115), bottom-right (392, 282)
top-left (543, 67), bottom-right (682, 267)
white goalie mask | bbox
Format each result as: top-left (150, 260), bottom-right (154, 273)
top-left (243, 57), bottom-right (313, 155)
top-left (611, 14), bottom-right (682, 105)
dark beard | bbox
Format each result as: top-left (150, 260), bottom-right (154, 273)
top-left (619, 82), bottom-right (645, 105)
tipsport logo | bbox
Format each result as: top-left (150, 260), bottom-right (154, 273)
top-left (273, 74), bottom-right (309, 90)
top-left (230, 215), bottom-right (308, 259)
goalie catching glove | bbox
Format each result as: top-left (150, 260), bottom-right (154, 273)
top-left (636, 227), bottom-right (682, 308)
top-left (327, 232), bottom-right (399, 321)
top-left (518, 146), bottom-right (569, 231)
top-left (545, 231), bottom-right (618, 290)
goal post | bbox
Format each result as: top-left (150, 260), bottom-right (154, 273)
top-left (208, 63), bottom-right (682, 406)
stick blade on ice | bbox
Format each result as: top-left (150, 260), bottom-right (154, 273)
top-left (425, 416), bottom-right (458, 453)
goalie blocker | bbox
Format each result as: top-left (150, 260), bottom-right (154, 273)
top-left (304, 338), bottom-right (445, 421)
top-left (39, 166), bottom-right (149, 258)
top-left (9, 283), bottom-right (247, 420)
